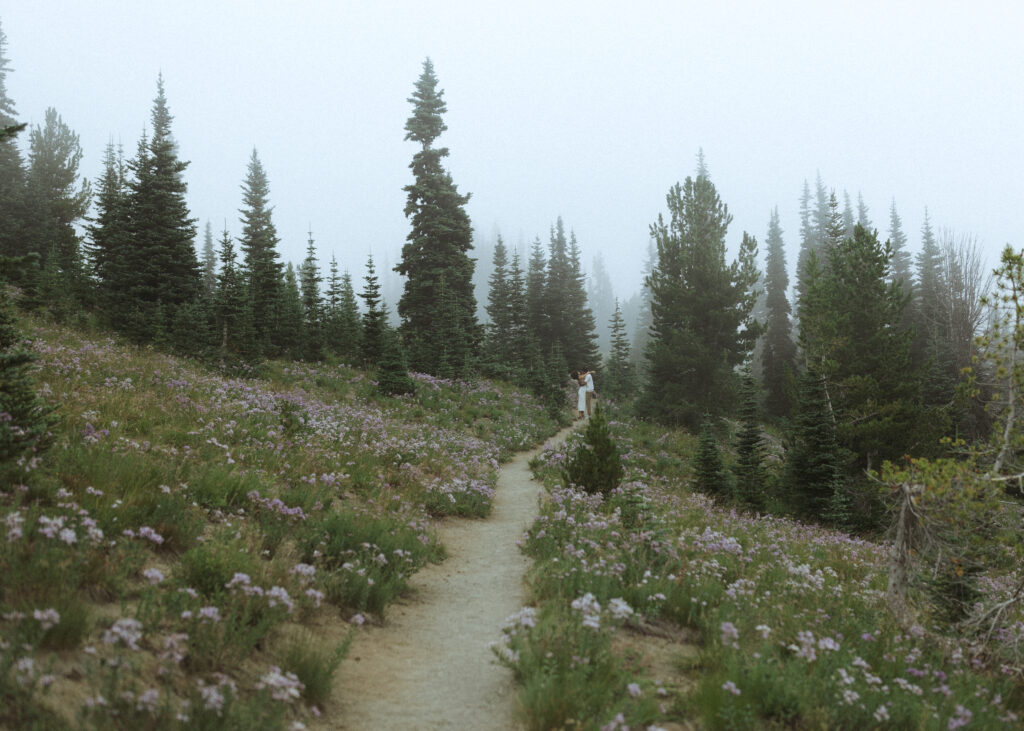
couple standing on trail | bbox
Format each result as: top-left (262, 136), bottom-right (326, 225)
top-left (570, 368), bottom-right (596, 420)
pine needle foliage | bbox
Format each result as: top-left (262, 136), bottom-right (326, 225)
top-left (562, 404), bottom-right (623, 497)
top-left (732, 373), bottom-right (767, 510)
top-left (0, 258), bottom-right (55, 467)
top-left (376, 328), bottom-right (416, 397)
top-left (693, 414), bottom-right (730, 498)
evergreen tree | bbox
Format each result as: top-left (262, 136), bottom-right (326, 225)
top-left (337, 270), bottom-right (362, 363)
top-left (821, 190), bottom-right (845, 256)
top-left (360, 254), bottom-right (387, 367)
top-left (201, 220), bottom-right (217, 298)
top-left (278, 263), bottom-right (305, 358)
top-left (640, 166), bottom-right (760, 428)
top-left (562, 404), bottom-right (623, 497)
top-left (783, 368), bottom-right (846, 520)
top-left (324, 254), bottom-right (341, 340)
top-left (732, 372), bottom-right (767, 511)
top-left (524, 236), bottom-right (548, 345)
top-left (798, 224), bottom-right (927, 472)
top-left (856, 192), bottom-right (872, 230)
top-left (887, 199), bottom-right (913, 290)
top-left (506, 247), bottom-right (529, 377)
top-left (841, 191), bottom-right (855, 240)
top-left (169, 296), bottom-right (214, 360)
top-left (0, 254), bottom-right (55, 468)
top-left (122, 76), bottom-right (200, 341)
top-left (587, 253), bottom-right (616, 355)
top-left (693, 415), bottom-right (730, 498)
top-left (630, 239), bottom-right (656, 376)
top-left (213, 225), bottom-right (255, 363)
top-left (563, 230), bottom-right (601, 371)
top-left (396, 58), bottom-right (478, 377)
top-left (795, 179), bottom-right (815, 308)
top-left (760, 208), bottom-right (797, 420)
top-left (812, 173), bottom-right (830, 254)
top-left (602, 299), bottom-right (636, 401)
top-left (0, 20), bottom-right (27, 261)
top-left (23, 107), bottom-right (91, 274)
top-left (376, 327), bottom-right (416, 396)
top-left (298, 228), bottom-right (324, 361)
top-left (87, 141), bottom-right (131, 318)
top-left (484, 234), bottom-right (514, 377)
top-left (913, 209), bottom-right (945, 380)
top-left (238, 148), bottom-right (283, 355)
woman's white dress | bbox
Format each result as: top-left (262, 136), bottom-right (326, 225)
top-left (577, 384), bottom-right (587, 412)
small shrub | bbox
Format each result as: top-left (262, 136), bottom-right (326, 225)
top-left (561, 405), bottom-right (623, 497)
top-left (277, 629), bottom-right (352, 706)
top-left (176, 535), bottom-right (260, 599)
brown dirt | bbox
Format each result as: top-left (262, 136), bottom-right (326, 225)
top-left (317, 428), bottom-right (573, 730)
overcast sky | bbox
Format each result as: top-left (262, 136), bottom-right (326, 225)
top-left (4, 0), bottom-right (1022, 301)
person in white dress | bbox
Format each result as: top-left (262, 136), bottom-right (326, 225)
top-left (583, 369), bottom-right (595, 416)
top-left (576, 375), bottom-right (587, 420)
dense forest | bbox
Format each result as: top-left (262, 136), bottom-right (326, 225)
top-left (2, 12), bottom-right (1024, 727)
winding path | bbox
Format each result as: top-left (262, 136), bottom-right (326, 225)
top-left (325, 428), bottom-right (571, 730)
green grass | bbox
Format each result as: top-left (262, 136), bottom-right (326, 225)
top-left (2, 313), bottom-right (560, 729)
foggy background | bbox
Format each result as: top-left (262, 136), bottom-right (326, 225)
top-left (4, 0), bottom-right (1022, 324)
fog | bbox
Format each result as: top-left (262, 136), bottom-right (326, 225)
top-left (4, 0), bottom-right (1022, 307)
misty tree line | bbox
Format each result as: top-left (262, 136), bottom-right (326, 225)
top-left (0, 16), bottom-right (607, 418)
top-left (636, 152), bottom-right (1016, 532)
top-left (3, 14), bottom-right (1024, 537)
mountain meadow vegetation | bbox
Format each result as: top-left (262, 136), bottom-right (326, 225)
top-left (2, 16), bottom-right (1024, 729)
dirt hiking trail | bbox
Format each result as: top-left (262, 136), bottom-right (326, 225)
top-left (324, 427), bottom-right (574, 730)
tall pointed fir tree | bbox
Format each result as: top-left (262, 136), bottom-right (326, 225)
top-left (484, 234), bottom-right (515, 379)
top-left (87, 141), bottom-right (131, 319)
top-left (841, 191), bottom-right (855, 240)
top-left (798, 224), bottom-right (928, 473)
top-left (887, 199), bottom-right (913, 291)
top-left (338, 269), bottom-right (362, 363)
top-left (524, 236), bottom-right (548, 347)
top-left (277, 263), bottom-right (305, 358)
top-left (640, 165), bottom-right (760, 428)
top-left (630, 239), bottom-right (656, 376)
top-left (564, 231), bottom-right (601, 371)
top-left (238, 148), bottom-right (283, 356)
top-left (588, 253), bottom-right (616, 355)
top-left (759, 207), bottom-right (797, 420)
top-left (396, 58), bottom-right (478, 377)
top-left (298, 228), bottom-right (324, 361)
top-left (542, 218), bottom-right (572, 363)
top-left (783, 367), bottom-right (847, 521)
top-left (201, 220), bottom-right (217, 298)
top-left (856, 192), bottom-right (872, 230)
top-left (506, 247), bottom-right (529, 377)
top-left (795, 179), bottom-right (815, 308)
top-left (122, 76), bottom-right (200, 342)
top-left (360, 254), bottom-right (387, 367)
top-left (0, 20), bottom-right (27, 261)
top-left (603, 299), bottom-right (636, 401)
top-left (732, 371), bottom-right (768, 511)
top-left (24, 108), bottom-right (91, 275)
top-left (325, 254), bottom-right (361, 361)
top-left (913, 209), bottom-right (952, 405)
top-left (213, 225), bottom-right (256, 364)
top-left (693, 415), bottom-right (730, 498)
top-left (821, 190), bottom-right (846, 255)
top-left (540, 219), bottom-right (600, 372)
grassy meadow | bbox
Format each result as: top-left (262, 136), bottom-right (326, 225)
top-left (4, 311), bottom-right (1024, 730)
top-left (1, 313), bottom-right (560, 729)
top-left (499, 416), bottom-right (1024, 730)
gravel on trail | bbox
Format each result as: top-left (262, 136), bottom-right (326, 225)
top-left (325, 428), bottom-right (572, 730)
